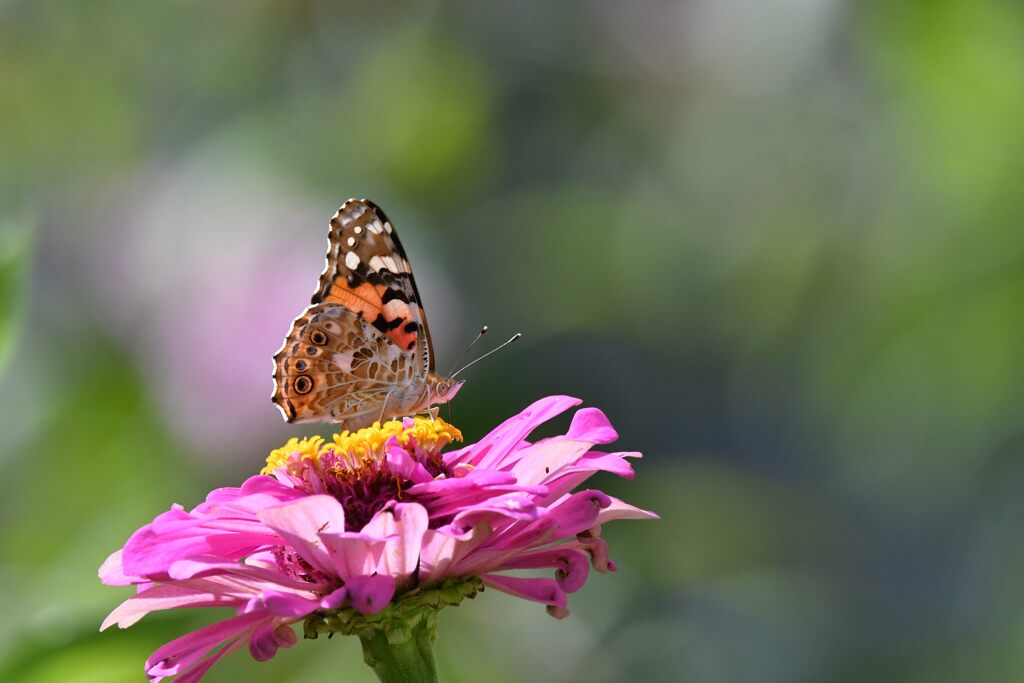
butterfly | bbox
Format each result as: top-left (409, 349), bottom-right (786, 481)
top-left (272, 199), bottom-right (464, 430)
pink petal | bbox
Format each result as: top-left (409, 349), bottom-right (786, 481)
top-left (146, 611), bottom-right (267, 681)
top-left (407, 469), bottom-right (519, 496)
top-left (498, 490), bottom-right (610, 550)
top-left (193, 477), bottom-right (302, 517)
top-left (565, 407), bottom-right (618, 444)
top-left (419, 525), bottom-right (491, 584)
top-left (576, 532), bottom-right (616, 573)
top-left (384, 438), bottom-right (434, 483)
top-left (444, 396), bottom-right (582, 469)
top-left (165, 557), bottom-right (327, 592)
top-left (495, 548), bottom-right (590, 593)
top-left (547, 605), bottom-right (571, 620)
top-left (535, 451), bottom-right (640, 502)
top-left (124, 533), bottom-right (280, 581)
top-left (448, 494), bottom-right (541, 530)
top-left (122, 511), bottom-right (281, 580)
top-left (482, 574), bottom-right (567, 608)
top-left (169, 636), bottom-right (248, 683)
top-left (345, 574), bottom-right (396, 615)
top-left (509, 439), bottom-right (594, 486)
top-left (319, 585), bottom-right (349, 610)
top-left (257, 495), bottom-right (346, 576)
top-left (362, 503), bottom-right (428, 580)
top-left (319, 532), bottom-right (387, 580)
top-left (243, 590), bottom-right (329, 618)
top-left (249, 620), bottom-right (297, 662)
top-left (99, 549), bottom-right (135, 586)
top-left (102, 580), bottom-right (243, 630)
top-left (593, 495), bottom-right (660, 525)
top-left (408, 470), bottom-right (546, 519)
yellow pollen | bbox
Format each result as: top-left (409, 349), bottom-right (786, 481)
top-left (262, 417), bottom-right (462, 476)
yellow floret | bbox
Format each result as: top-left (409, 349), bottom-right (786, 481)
top-left (262, 417), bottom-right (462, 475)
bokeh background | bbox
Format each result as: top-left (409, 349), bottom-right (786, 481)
top-left (3, 1), bottom-right (1024, 681)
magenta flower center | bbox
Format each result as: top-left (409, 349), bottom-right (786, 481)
top-left (315, 448), bottom-right (451, 529)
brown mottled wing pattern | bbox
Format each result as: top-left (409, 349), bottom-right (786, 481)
top-left (311, 199), bottom-right (434, 377)
top-left (272, 303), bottom-right (419, 429)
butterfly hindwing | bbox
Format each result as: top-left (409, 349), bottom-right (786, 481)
top-left (311, 199), bottom-right (434, 377)
top-left (272, 303), bottom-right (419, 429)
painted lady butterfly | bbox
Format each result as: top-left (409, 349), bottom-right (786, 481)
top-left (272, 199), bottom-right (464, 430)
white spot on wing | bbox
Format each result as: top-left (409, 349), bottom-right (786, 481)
top-left (347, 237), bottom-right (356, 247)
top-left (345, 251), bottom-right (360, 270)
top-left (354, 225), bottom-right (363, 235)
top-left (368, 255), bottom-right (386, 271)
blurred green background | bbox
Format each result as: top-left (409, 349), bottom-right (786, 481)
top-left (2, 1), bottom-right (1024, 681)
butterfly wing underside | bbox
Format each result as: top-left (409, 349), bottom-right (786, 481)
top-left (272, 199), bottom-right (435, 427)
top-left (272, 304), bottom-right (420, 429)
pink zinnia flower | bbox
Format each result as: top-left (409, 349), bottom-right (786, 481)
top-left (100, 396), bottom-right (657, 682)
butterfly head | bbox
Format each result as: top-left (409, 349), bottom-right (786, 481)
top-left (431, 377), bottom-right (465, 405)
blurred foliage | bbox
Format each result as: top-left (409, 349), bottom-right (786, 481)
top-left (0, 219), bottom-right (31, 374)
top-left (2, 0), bottom-right (1024, 681)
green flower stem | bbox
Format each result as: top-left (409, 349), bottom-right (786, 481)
top-left (302, 577), bottom-right (484, 683)
top-left (359, 618), bottom-right (438, 683)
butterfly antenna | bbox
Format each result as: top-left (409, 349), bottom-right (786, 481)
top-left (450, 332), bottom-right (522, 379)
top-left (447, 325), bottom-right (489, 376)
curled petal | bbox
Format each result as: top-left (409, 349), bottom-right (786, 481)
top-left (482, 574), bottom-right (567, 609)
top-left (170, 637), bottom-right (249, 683)
top-left (249, 620), bottom-right (297, 662)
top-left (546, 605), bottom-right (570, 620)
top-left (576, 532), bottom-right (616, 573)
top-left (502, 490), bottom-right (610, 548)
top-left (496, 548), bottom-right (590, 593)
top-left (145, 611), bottom-right (268, 681)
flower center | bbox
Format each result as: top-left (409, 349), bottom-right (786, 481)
top-left (263, 417), bottom-right (462, 529)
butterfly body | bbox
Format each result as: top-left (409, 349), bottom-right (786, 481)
top-left (272, 199), bottom-right (462, 429)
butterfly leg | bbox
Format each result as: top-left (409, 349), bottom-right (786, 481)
top-left (377, 391), bottom-right (393, 425)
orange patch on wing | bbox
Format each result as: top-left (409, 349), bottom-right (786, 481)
top-left (388, 325), bottom-right (417, 351)
top-left (327, 281), bottom-right (385, 319)
top-left (326, 281), bottom-right (419, 352)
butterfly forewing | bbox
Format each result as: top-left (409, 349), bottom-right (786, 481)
top-left (311, 199), bottom-right (434, 377)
